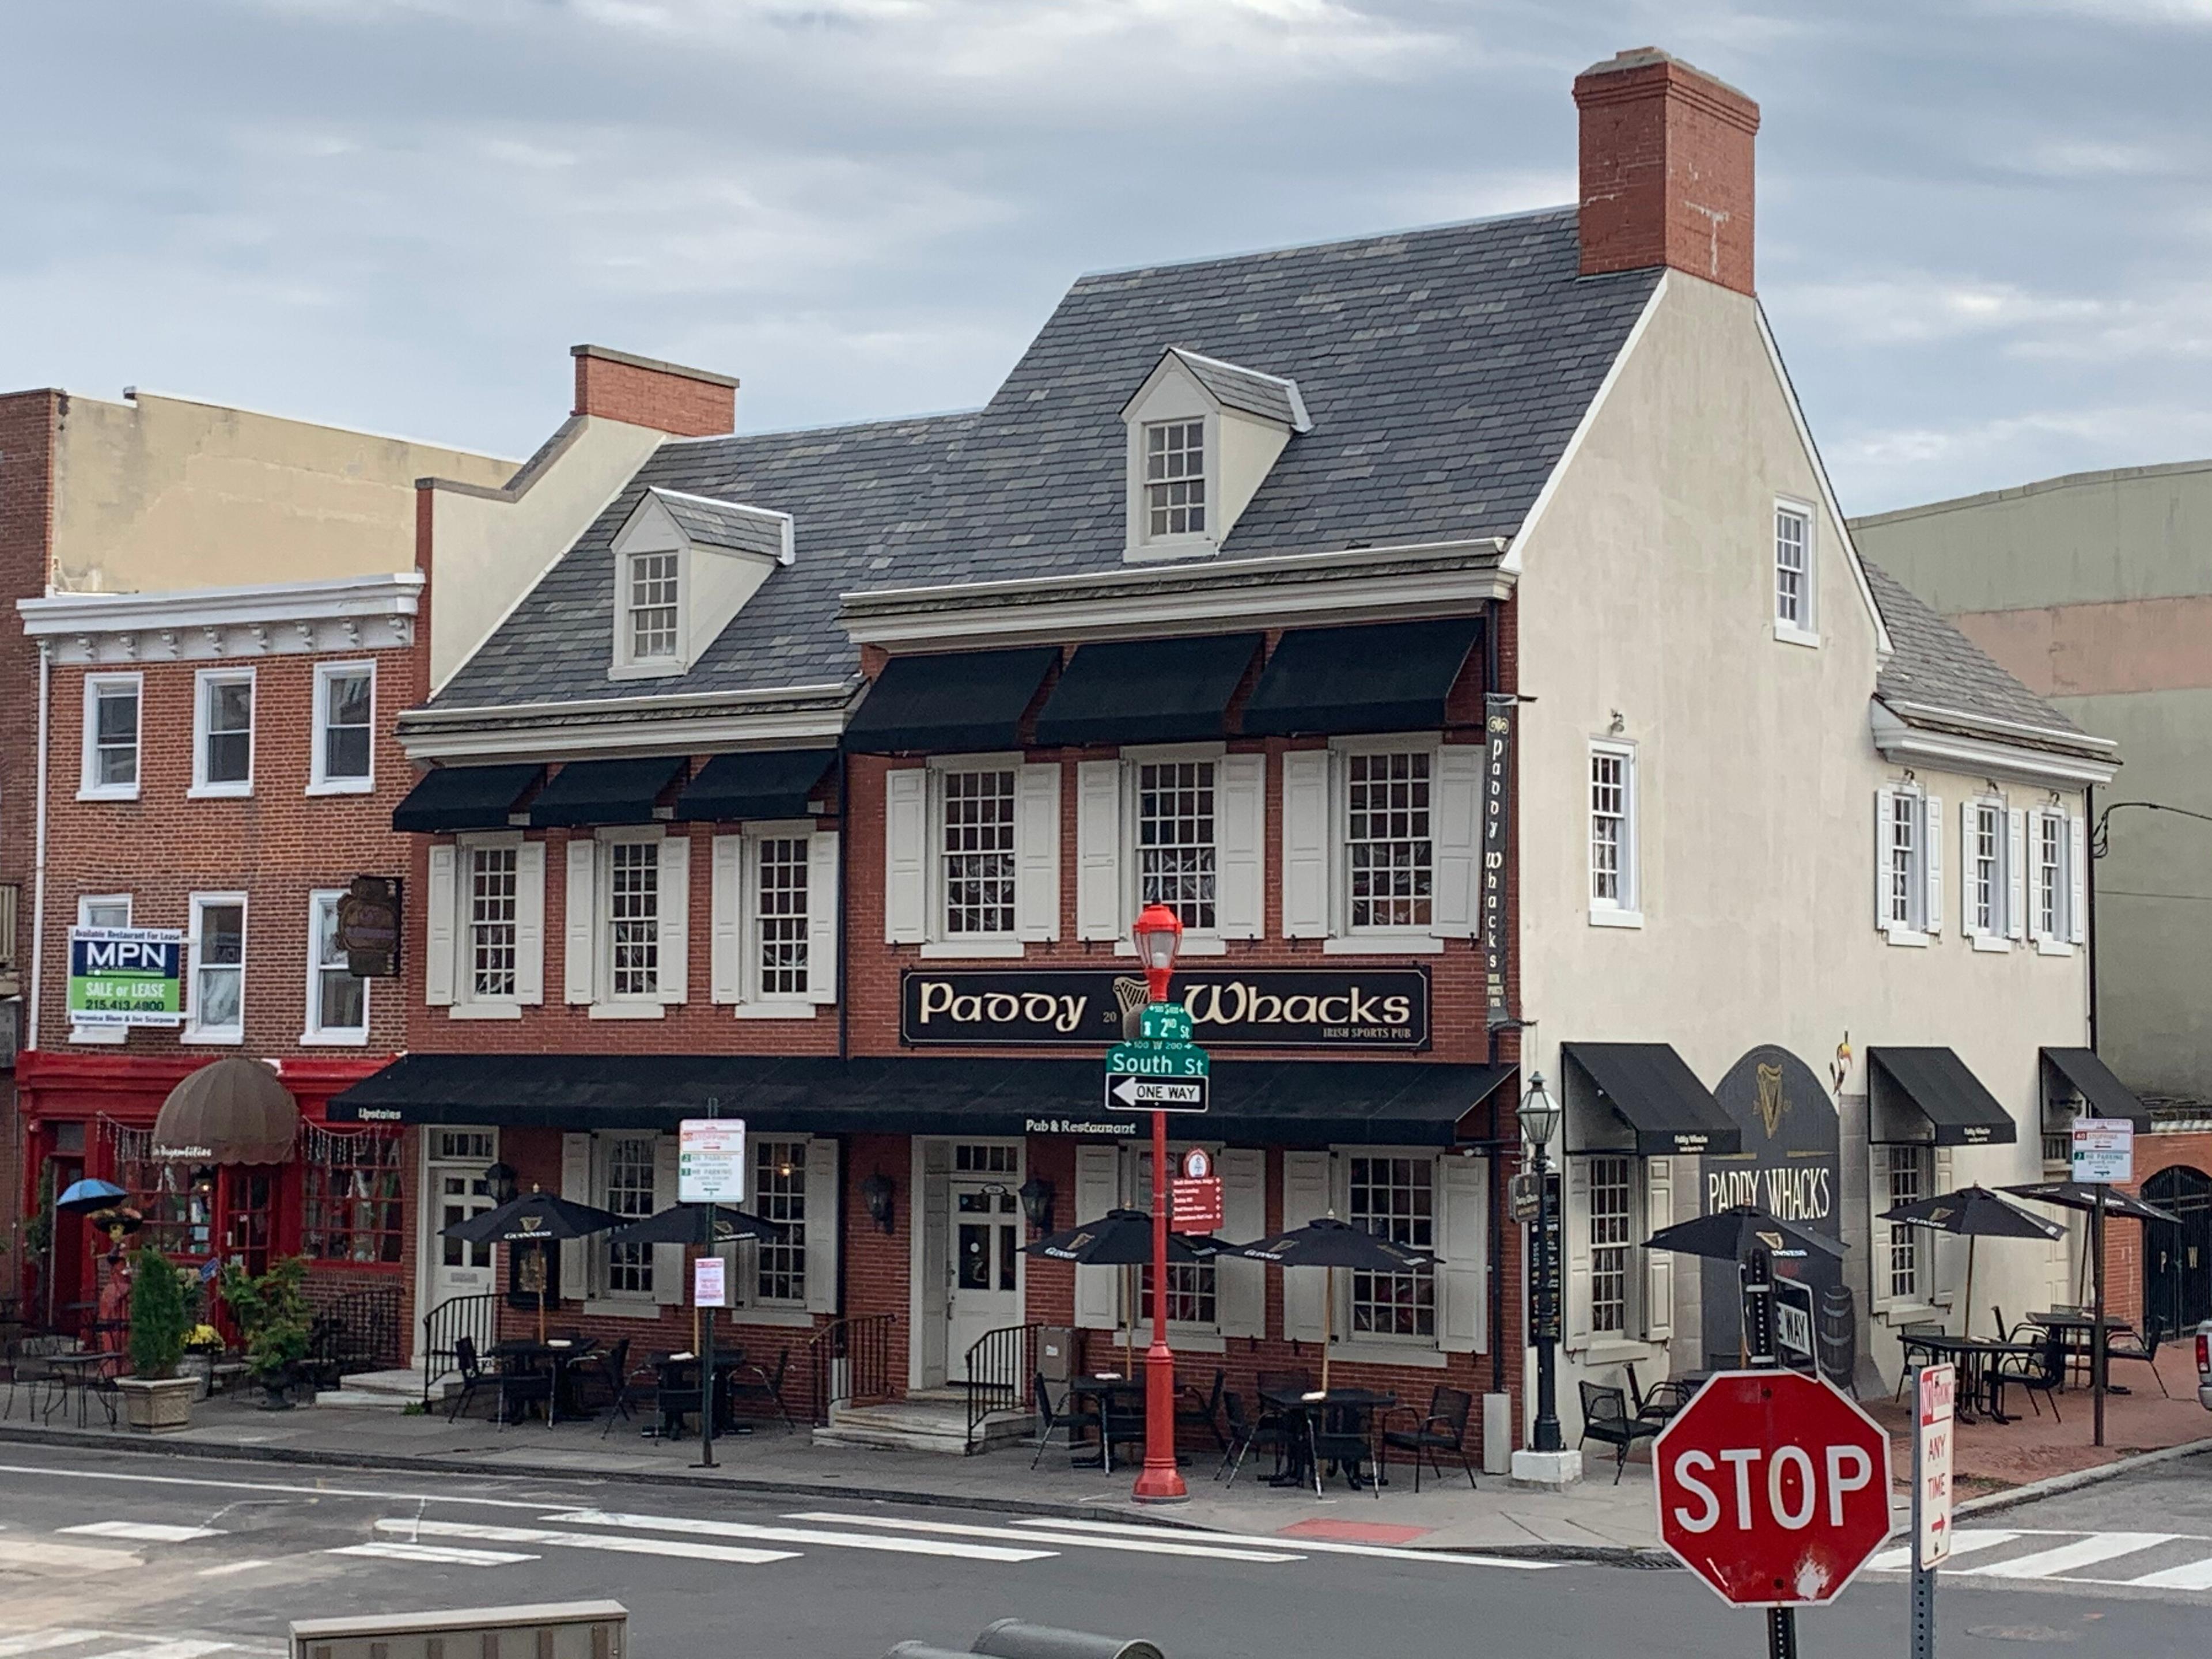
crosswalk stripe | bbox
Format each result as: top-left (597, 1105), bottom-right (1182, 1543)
top-left (61, 1523), bottom-right (224, 1544)
top-left (86, 1642), bottom-right (237, 1659)
top-left (0, 1633), bottom-right (107, 1658)
top-left (1016, 1515), bottom-right (1559, 1569)
top-left (1958, 1533), bottom-right (2179, 1580)
top-left (2122, 1555), bottom-right (2212, 1591)
top-left (195, 1562), bottom-right (277, 1578)
top-left (541, 1509), bottom-right (1054, 1564)
top-left (373, 1519), bottom-right (797, 1566)
top-left (1868, 1530), bottom-right (2023, 1571)
top-left (0, 1540), bottom-right (141, 1573)
top-left (783, 1512), bottom-right (1305, 1564)
top-left (331, 1542), bottom-right (537, 1568)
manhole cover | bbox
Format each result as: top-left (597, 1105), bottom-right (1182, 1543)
top-left (1965, 1628), bottom-right (2080, 1645)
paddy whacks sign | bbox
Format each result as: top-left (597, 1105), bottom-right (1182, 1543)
top-left (900, 967), bottom-right (1429, 1049)
top-left (68, 926), bottom-right (185, 1027)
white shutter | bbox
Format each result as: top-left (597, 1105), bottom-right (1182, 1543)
top-left (1564, 1156), bottom-right (1592, 1348)
top-left (1430, 745), bottom-right (1480, 938)
top-left (1868, 1146), bottom-right (1898, 1317)
top-left (1215, 753), bottom-right (1266, 940)
top-left (710, 834), bottom-right (744, 1003)
top-left (1931, 1145), bottom-right (1963, 1315)
top-left (1961, 802), bottom-right (1979, 937)
top-left (1923, 795), bottom-right (1943, 935)
top-left (1073, 1145), bottom-right (1122, 1330)
top-left (2069, 813), bottom-right (2088, 945)
top-left (1874, 787), bottom-right (1897, 933)
top-left (1216, 1147), bottom-right (1266, 1338)
top-left (657, 834), bottom-right (690, 1003)
top-left (1438, 1154), bottom-right (1488, 1353)
top-left (1014, 763), bottom-right (1061, 942)
top-left (807, 831), bottom-right (839, 1003)
top-left (919, 1141), bottom-right (950, 1385)
top-left (1281, 749), bottom-right (1330, 939)
top-left (560, 1132), bottom-right (592, 1296)
top-left (2027, 812), bottom-right (2049, 944)
top-left (884, 768), bottom-right (927, 944)
top-left (564, 840), bottom-right (597, 1003)
top-left (1281, 1150), bottom-right (1330, 1343)
top-left (2006, 809), bottom-right (2027, 940)
top-left (425, 844), bottom-right (457, 1007)
top-left (652, 1134), bottom-right (684, 1304)
top-left (804, 1136), bottom-right (840, 1313)
top-left (1643, 1157), bottom-right (1673, 1343)
top-left (1075, 759), bottom-right (1124, 942)
top-left (514, 840), bottom-right (546, 1004)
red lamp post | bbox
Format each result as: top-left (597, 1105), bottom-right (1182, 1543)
top-left (1128, 901), bottom-right (1188, 1504)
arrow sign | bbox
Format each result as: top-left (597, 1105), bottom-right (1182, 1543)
top-left (1105, 1074), bottom-right (1209, 1113)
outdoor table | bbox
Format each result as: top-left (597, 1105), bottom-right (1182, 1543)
top-left (43, 1350), bottom-right (116, 1427)
top-left (1259, 1385), bottom-right (1397, 1496)
top-left (1912, 1334), bottom-right (2036, 1424)
top-left (493, 1338), bottom-right (601, 1425)
top-left (652, 1351), bottom-right (752, 1438)
top-left (1065, 1373), bottom-right (1145, 1470)
top-left (2029, 1312), bottom-right (2138, 1391)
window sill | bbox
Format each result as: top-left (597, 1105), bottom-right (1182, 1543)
top-left (1114, 937), bottom-right (1230, 957)
top-left (1588, 908), bottom-right (1644, 929)
top-left (187, 784), bottom-right (255, 801)
top-left (180, 1029), bottom-right (245, 1047)
top-left (919, 940), bottom-right (1024, 960)
top-left (733, 1002), bottom-right (819, 1021)
top-left (1772, 623), bottom-right (1823, 650)
top-left (1123, 536), bottom-right (1220, 566)
top-left (1571, 1337), bottom-right (1666, 1365)
top-left (305, 778), bottom-right (374, 798)
top-left (1320, 934), bottom-right (1445, 956)
top-left (2036, 938), bottom-right (2077, 958)
top-left (726, 1308), bottom-right (816, 1329)
top-left (77, 787), bottom-right (141, 804)
top-left (1876, 1301), bottom-right (1945, 1328)
top-left (579, 1299), bottom-right (672, 1321)
top-left (70, 1025), bottom-right (128, 1046)
top-left (1112, 1328), bottom-right (1226, 1354)
top-left (298, 1029), bottom-right (370, 1047)
top-left (1325, 1341), bottom-right (1448, 1370)
top-left (588, 1002), bottom-right (667, 1020)
top-left (1971, 934), bottom-right (2013, 954)
top-left (608, 659), bottom-right (688, 683)
top-left (1883, 927), bottom-right (1930, 949)
top-left (447, 1003), bottom-right (524, 1021)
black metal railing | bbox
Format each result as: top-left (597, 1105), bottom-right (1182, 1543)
top-left (299, 1282), bottom-right (403, 1387)
top-left (964, 1321), bottom-right (1044, 1451)
top-left (420, 1291), bottom-right (500, 1403)
top-left (806, 1312), bottom-right (895, 1426)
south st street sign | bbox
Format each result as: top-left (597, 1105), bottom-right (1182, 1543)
top-left (900, 967), bottom-right (1429, 1050)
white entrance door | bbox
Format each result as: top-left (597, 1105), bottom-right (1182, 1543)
top-left (946, 1180), bottom-right (1024, 1377)
top-left (421, 1129), bottom-right (500, 1330)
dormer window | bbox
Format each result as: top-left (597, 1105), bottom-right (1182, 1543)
top-left (627, 551), bottom-right (681, 662)
top-left (1120, 347), bottom-right (1309, 565)
top-left (609, 486), bottom-right (794, 681)
top-left (1145, 422), bottom-right (1207, 538)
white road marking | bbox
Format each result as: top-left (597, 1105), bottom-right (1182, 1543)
top-left (0, 1539), bottom-right (142, 1573)
top-left (61, 1523), bottom-right (224, 1544)
top-left (0, 1463), bottom-right (552, 1511)
top-left (1868, 1529), bottom-right (2022, 1571)
top-left (86, 1642), bottom-right (238, 1659)
top-left (331, 1542), bottom-right (536, 1567)
top-left (0, 1633), bottom-right (107, 1658)
top-left (542, 1509), bottom-right (1054, 1563)
top-left (374, 1519), bottom-right (797, 1566)
top-left (784, 1512), bottom-right (1304, 1564)
top-left (1017, 1514), bottom-right (1560, 1569)
top-left (1959, 1533), bottom-right (2180, 1580)
top-left (195, 1561), bottom-right (277, 1578)
top-left (2122, 1554), bottom-right (2212, 1590)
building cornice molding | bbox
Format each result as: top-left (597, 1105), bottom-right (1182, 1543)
top-left (18, 572), bottom-right (422, 666)
top-left (1870, 700), bottom-right (2119, 790)
top-left (397, 681), bottom-right (854, 765)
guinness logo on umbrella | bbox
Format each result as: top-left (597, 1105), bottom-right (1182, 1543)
top-left (519, 1216), bottom-right (544, 1233)
top-left (1755, 1230), bottom-right (1784, 1251)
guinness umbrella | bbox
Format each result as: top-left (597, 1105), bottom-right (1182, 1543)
top-left (55, 1178), bottom-right (129, 1215)
top-left (1232, 1215), bottom-right (1434, 1389)
top-left (607, 1203), bottom-right (784, 1249)
top-left (441, 1188), bottom-right (622, 1342)
top-left (1880, 1185), bottom-right (2065, 1338)
top-left (1645, 1204), bottom-right (1847, 1263)
top-left (153, 1056), bottom-right (299, 1165)
top-left (1025, 1210), bottom-right (1225, 1376)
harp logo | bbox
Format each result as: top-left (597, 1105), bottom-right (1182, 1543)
top-left (1755, 1063), bottom-right (1787, 1138)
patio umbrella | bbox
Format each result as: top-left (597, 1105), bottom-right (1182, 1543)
top-left (1880, 1185), bottom-right (2065, 1338)
top-left (55, 1178), bottom-right (129, 1215)
top-left (605, 1203), bottom-right (784, 1249)
top-left (1024, 1209), bottom-right (1225, 1375)
top-left (440, 1188), bottom-right (622, 1342)
top-left (1231, 1215), bottom-right (1434, 1389)
top-left (1645, 1204), bottom-right (1846, 1263)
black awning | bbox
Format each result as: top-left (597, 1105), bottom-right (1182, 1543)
top-left (674, 750), bottom-right (836, 823)
top-left (2041, 1048), bottom-right (2151, 1134)
top-left (1241, 617), bottom-right (1482, 738)
top-left (527, 756), bottom-right (688, 828)
top-left (1032, 634), bottom-right (1263, 748)
top-left (392, 764), bottom-right (543, 834)
top-left (1869, 1047), bottom-right (2019, 1146)
top-left (330, 1053), bottom-right (1514, 1147)
top-left (1562, 1043), bottom-right (1742, 1157)
top-left (844, 647), bottom-right (1059, 754)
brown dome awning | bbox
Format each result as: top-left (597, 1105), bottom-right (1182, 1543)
top-left (152, 1056), bottom-right (300, 1165)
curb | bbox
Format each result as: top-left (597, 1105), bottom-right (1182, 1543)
top-left (0, 1422), bottom-right (1655, 1563)
top-left (1953, 1435), bottom-right (2212, 1518)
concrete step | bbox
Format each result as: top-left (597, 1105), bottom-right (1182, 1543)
top-left (312, 1388), bottom-right (414, 1410)
top-left (811, 1397), bottom-right (1033, 1456)
top-left (322, 1367), bottom-right (456, 1405)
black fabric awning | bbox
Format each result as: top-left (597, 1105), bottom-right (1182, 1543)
top-left (673, 750), bottom-right (836, 823)
top-left (2041, 1048), bottom-right (2151, 1134)
top-left (1869, 1047), bottom-right (2019, 1146)
top-left (1562, 1043), bottom-right (1741, 1157)
top-left (844, 647), bottom-right (1059, 754)
top-left (527, 756), bottom-right (688, 828)
top-left (1240, 617), bottom-right (1482, 738)
top-left (329, 1054), bottom-right (1515, 1147)
top-left (392, 764), bottom-right (543, 833)
top-left (1032, 634), bottom-right (1263, 747)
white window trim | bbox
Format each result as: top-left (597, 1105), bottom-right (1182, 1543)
top-left (453, 831), bottom-right (525, 1018)
top-left (1883, 785), bottom-right (1931, 947)
top-left (184, 890), bottom-right (248, 1046)
top-left (78, 673), bottom-right (143, 802)
top-left (1331, 1144), bottom-right (1445, 1354)
top-left (70, 893), bottom-right (133, 1044)
top-left (301, 888), bottom-right (370, 1046)
top-left (2033, 808), bottom-right (2076, 957)
top-left (590, 826), bottom-right (671, 1018)
top-left (611, 544), bottom-right (690, 681)
top-left (1115, 1138), bottom-right (1228, 1345)
top-left (926, 753), bottom-right (1024, 950)
top-left (1330, 735), bottom-right (1443, 945)
top-left (1587, 738), bottom-right (1642, 927)
top-left (587, 1131), bottom-right (665, 1309)
top-left (1772, 497), bottom-right (1821, 647)
top-left (189, 668), bottom-right (256, 800)
top-left (1121, 743), bottom-right (1229, 950)
top-left (1580, 1150), bottom-right (1643, 1340)
top-left (308, 659), bottom-right (376, 796)
top-left (1968, 796), bottom-right (2013, 953)
top-left (736, 821), bottom-right (819, 1017)
top-left (1127, 412), bottom-right (1219, 563)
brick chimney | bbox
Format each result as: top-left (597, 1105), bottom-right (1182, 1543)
top-left (571, 344), bottom-right (738, 437)
top-left (1573, 47), bottom-right (1760, 296)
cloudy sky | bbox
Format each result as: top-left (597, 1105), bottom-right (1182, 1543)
top-left (6, 0), bottom-right (2207, 513)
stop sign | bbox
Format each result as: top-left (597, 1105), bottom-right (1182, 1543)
top-left (1653, 1370), bottom-right (1894, 1607)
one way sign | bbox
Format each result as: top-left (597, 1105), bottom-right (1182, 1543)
top-left (1104, 1074), bottom-right (1210, 1113)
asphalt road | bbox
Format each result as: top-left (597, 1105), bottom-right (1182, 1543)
top-left (0, 1443), bottom-right (2203, 1658)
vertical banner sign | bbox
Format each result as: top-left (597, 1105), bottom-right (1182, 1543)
top-left (1482, 694), bottom-right (1515, 1030)
top-left (677, 1119), bottom-right (748, 1205)
top-left (1917, 1363), bottom-right (1955, 1569)
top-left (1527, 1168), bottom-right (1561, 1342)
top-left (693, 1255), bottom-right (727, 1309)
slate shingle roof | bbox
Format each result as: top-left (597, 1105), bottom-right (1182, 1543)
top-left (649, 488), bottom-right (789, 562)
top-left (1163, 349), bottom-right (1308, 430)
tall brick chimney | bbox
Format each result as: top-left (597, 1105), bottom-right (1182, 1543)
top-left (1574, 47), bottom-right (1760, 296)
top-left (571, 343), bottom-right (739, 438)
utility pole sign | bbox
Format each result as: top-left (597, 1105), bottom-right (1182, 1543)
top-left (1912, 1362), bottom-right (1956, 1659)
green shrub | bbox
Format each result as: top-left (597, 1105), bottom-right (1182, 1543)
top-left (128, 1249), bottom-right (191, 1380)
top-left (217, 1256), bottom-right (312, 1382)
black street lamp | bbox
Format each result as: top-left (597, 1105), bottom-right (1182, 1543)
top-left (1519, 1070), bottom-right (1565, 1456)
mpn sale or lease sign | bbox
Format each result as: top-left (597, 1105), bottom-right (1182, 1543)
top-left (68, 927), bottom-right (184, 1026)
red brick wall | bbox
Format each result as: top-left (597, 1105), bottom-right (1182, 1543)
top-left (1574, 49), bottom-right (1760, 296)
top-left (572, 350), bottom-right (736, 438)
top-left (2101, 1131), bottom-right (2212, 1330)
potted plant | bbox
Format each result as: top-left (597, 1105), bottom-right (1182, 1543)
top-left (119, 1248), bottom-right (198, 1432)
top-left (217, 1256), bottom-right (312, 1410)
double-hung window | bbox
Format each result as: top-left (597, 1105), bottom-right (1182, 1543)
top-left (1974, 802), bottom-right (2003, 935)
top-left (1347, 1154), bottom-right (1437, 1338)
top-left (72, 895), bottom-right (133, 1044)
top-left (628, 551), bottom-right (680, 663)
top-left (192, 669), bottom-right (255, 797)
top-left (304, 890), bottom-right (369, 1043)
top-left (600, 1135), bottom-right (659, 1298)
top-left (569, 831), bottom-right (685, 1014)
top-left (753, 836), bottom-right (810, 998)
top-left (751, 1140), bottom-right (809, 1306)
top-left (469, 844), bottom-right (520, 999)
top-left (1774, 502), bottom-right (1816, 639)
top-left (1881, 1145), bottom-right (1931, 1303)
top-left (1144, 421), bottom-right (1206, 539)
top-left (311, 662), bottom-right (374, 793)
top-left (941, 768), bottom-right (1018, 938)
top-left (2035, 809), bottom-right (2076, 950)
top-left (1879, 785), bottom-right (1941, 942)
top-left (1346, 750), bottom-right (1432, 933)
top-left (1137, 760), bottom-right (1216, 931)
top-left (187, 894), bottom-right (246, 1043)
top-left (81, 675), bottom-right (142, 800)
top-left (1587, 1156), bottom-right (1635, 1335)
top-left (1588, 743), bottom-right (1639, 922)
top-left (607, 839), bottom-right (661, 998)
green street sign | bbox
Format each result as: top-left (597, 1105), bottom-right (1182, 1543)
top-left (1138, 1003), bottom-right (1194, 1042)
top-left (1106, 1040), bottom-right (1209, 1079)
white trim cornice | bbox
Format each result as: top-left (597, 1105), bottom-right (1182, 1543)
top-left (396, 680), bottom-right (855, 765)
top-left (1870, 700), bottom-right (2118, 789)
top-left (1877, 696), bottom-right (2119, 756)
top-left (19, 573), bottom-right (421, 666)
